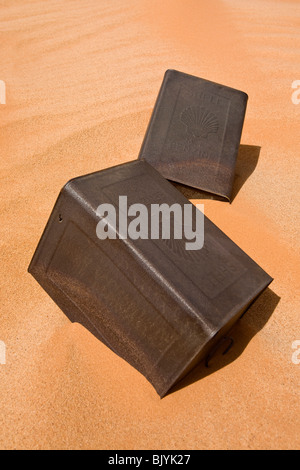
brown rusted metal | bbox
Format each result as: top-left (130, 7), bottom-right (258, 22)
top-left (28, 160), bottom-right (272, 397)
top-left (139, 69), bottom-right (248, 201)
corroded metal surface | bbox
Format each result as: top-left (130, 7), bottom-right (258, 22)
top-left (28, 161), bottom-right (272, 396)
top-left (139, 70), bottom-right (248, 201)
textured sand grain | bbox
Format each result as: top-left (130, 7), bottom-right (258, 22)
top-left (0, 0), bottom-right (299, 449)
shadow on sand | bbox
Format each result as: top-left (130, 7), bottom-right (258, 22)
top-left (168, 287), bottom-right (280, 396)
top-left (170, 144), bottom-right (261, 202)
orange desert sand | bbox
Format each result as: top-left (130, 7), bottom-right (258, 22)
top-left (0, 0), bottom-right (299, 450)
